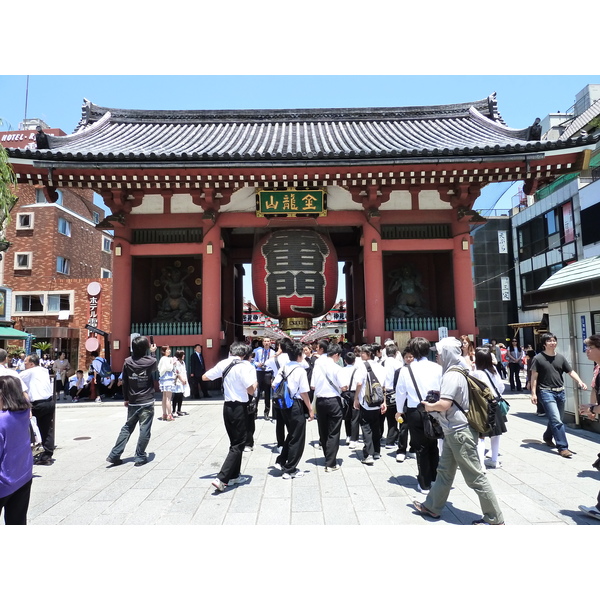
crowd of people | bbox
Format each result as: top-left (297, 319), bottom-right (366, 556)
top-left (2, 330), bottom-right (600, 526)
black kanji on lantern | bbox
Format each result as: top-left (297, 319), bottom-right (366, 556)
top-left (262, 230), bottom-right (330, 317)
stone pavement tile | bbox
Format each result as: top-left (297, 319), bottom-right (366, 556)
top-left (31, 488), bottom-right (99, 519)
top-left (228, 486), bottom-right (263, 513)
top-left (90, 512), bottom-right (129, 525)
top-left (146, 477), bottom-right (189, 501)
top-left (356, 510), bottom-right (397, 525)
top-left (108, 488), bottom-right (153, 514)
top-left (347, 484), bottom-right (385, 512)
top-left (316, 472), bottom-right (350, 498)
top-left (380, 496), bottom-right (426, 525)
top-left (170, 486), bottom-right (204, 514)
top-left (500, 491), bottom-right (564, 523)
top-left (59, 501), bottom-right (115, 525)
top-left (291, 511), bottom-right (325, 525)
top-left (256, 497), bottom-right (291, 525)
top-left (223, 512), bottom-right (259, 525)
top-left (263, 473), bottom-right (293, 499)
top-left (124, 500), bottom-right (166, 524)
top-left (89, 478), bottom-right (137, 502)
top-left (132, 468), bottom-right (173, 490)
top-left (28, 514), bottom-right (67, 525)
top-left (322, 497), bottom-right (358, 525)
top-left (292, 485), bottom-right (323, 512)
top-left (191, 494), bottom-right (232, 525)
top-left (156, 513), bottom-right (194, 525)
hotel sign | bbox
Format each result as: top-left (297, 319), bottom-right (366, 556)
top-left (256, 188), bottom-right (326, 217)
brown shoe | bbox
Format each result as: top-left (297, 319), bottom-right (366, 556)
top-left (558, 449), bottom-right (573, 458)
top-left (413, 500), bottom-right (440, 519)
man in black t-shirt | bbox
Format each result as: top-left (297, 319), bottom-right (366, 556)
top-left (530, 332), bottom-right (587, 458)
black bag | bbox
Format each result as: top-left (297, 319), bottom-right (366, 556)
top-left (340, 368), bottom-right (356, 418)
top-left (407, 364), bottom-right (444, 440)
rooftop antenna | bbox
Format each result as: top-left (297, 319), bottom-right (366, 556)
top-left (23, 75), bottom-right (29, 129)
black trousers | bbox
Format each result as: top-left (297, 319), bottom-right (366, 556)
top-left (344, 403), bottom-right (360, 441)
top-left (217, 401), bottom-right (248, 484)
top-left (316, 396), bottom-right (343, 468)
top-left (508, 363), bottom-right (522, 390)
top-left (69, 385), bottom-right (90, 399)
top-left (381, 399), bottom-right (399, 446)
top-left (406, 407), bottom-right (439, 489)
top-left (360, 406), bottom-right (382, 458)
top-left (172, 392), bottom-right (184, 413)
top-left (31, 398), bottom-right (55, 458)
top-left (0, 478), bottom-right (32, 525)
top-left (190, 375), bottom-right (209, 398)
top-left (256, 370), bottom-right (273, 414)
top-left (276, 400), bottom-right (307, 473)
top-left (396, 418), bottom-right (409, 453)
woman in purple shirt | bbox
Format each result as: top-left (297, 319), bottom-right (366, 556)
top-left (0, 376), bottom-right (34, 525)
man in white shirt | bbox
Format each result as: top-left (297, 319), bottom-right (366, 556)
top-left (266, 339), bottom-right (291, 451)
top-left (395, 337), bottom-right (442, 493)
top-left (20, 354), bottom-right (54, 465)
top-left (381, 344), bottom-right (404, 449)
top-left (203, 342), bottom-right (257, 492)
top-left (252, 337), bottom-right (275, 419)
top-left (312, 342), bottom-right (348, 471)
top-left (353, 344), bottom-right (387, 465)
top-left (68, 369), bottom-right (92, 402)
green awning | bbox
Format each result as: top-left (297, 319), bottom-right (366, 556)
top-left (0, 326), bottom-right (34, 340)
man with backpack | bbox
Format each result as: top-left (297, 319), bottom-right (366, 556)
top-left (413, 337), bottom-right (504, 525)
top-left (203, 342), bottom-right (258, 492)
top-left (353, 344), bottom-right (387, 465)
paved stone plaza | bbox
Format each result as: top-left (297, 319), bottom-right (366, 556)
top-left (19, 391), bottom-right (600, 526)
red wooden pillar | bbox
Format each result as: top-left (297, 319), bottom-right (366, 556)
top-left (362, 223), bottom-right (385, 342)
top-left (221, 257), bottom-right (235, 348)
top-left (202, 223), bottom-right (222, 366)
top-left (451, 221), bottom-right (477, 336)
top-left (111, 234), bottom-right (133, 371)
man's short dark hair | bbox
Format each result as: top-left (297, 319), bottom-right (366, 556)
top-left (327, 343), bottom-right (342, 357)
top-left (408, 337), bottom-right (432, 360)
top-left (318, 339), bottom-right (329, 353)
top-left (540, 332), bottom-right (557, 349)
top-left (131, 336), bottom-right (150, 359)
top-left (27, 353), bottom-right (40, 366)
top-left (289, 342), bottom-right (303, 361)
top-left (385, 344), bottom-right (398, 357)
top-left (194, 344), bottom-right (202, 351)
top-left (344, 351), bottom-right (356, 365)
top-left (360, 344), bottom-right (374, 358)
top-left (77, 369), bottom-right (84, 375)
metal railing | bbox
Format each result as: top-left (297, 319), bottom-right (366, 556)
top-left (385, 316), bottom-right (456, 331)
top-left (130, 322), bottom-right (202, 336)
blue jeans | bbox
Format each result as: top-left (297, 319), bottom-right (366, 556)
top-left (108, 403), bottom-right (154, 463)
top-left (538, 389), bottom-right (568, 450)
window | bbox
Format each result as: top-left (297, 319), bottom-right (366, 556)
top-left (101, 268), bottom-right (112, 278)
top-left (13, 291), bottom-right (73, 315)
top-left (35, 188), bottom-right (62, 204)
top-left (16, 213), bottom-right (34, 230)
top-left (14, 252), bottom-right (32, 269)
top-left (92, 211), bottom-right (100, 224)
top-left (102, 236), bottom-right (112, 253)
top-left (15, 294), bottom-right (44, 312)
top-left (56, 256), bottom-right (70, 275)
top-left (58, 217), bottom-right (71, 236)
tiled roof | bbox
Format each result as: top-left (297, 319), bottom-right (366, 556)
top-left (7, 95), bottom-right (600, 164)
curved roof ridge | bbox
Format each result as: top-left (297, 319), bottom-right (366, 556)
top-left (50, 110), bottom-right (113, 149)
top-left (77, 95), bottom-right (502, 127)
top-left (468, 106), bottom-right (530, 141)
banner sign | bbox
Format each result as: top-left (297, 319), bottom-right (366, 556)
top-left (256, 189), bottom-right (326, 217)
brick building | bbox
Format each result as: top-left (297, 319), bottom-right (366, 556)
top-left (1, 121), bottom-right (113, 370)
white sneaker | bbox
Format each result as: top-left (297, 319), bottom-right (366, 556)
top-left (95, 397), bottom-right (102, 403)
top-left (579, 505), bottom-right (600, 520)
top-left (373, 453), bottom-right (381, 460)
top-left (417, 484), bottom-right (431, 494)
top-left (345, 437), bottom-right (351, 445)
top-left (227, 475), bottom-right (250, 486)
top-left (243, 446), bottom-right (253, 452)
top-left (361, 455), bottom-right (374, 465)
top-left (325, 465), bottom-right (340, 472)
top-left (282, 469), bottom-right (304, 479)
top-left (211, 478), bottom-right (226, 492)
top-left (396, 453), bottom-right (406, 463)
top-left (484, 458), bottom-right (502, 469)
top-left (348, 441), bottom-right (358, 449)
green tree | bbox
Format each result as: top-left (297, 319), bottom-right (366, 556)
top-left (0, 118), bottom-right (17, 241)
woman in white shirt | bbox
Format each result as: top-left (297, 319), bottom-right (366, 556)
top-left (158, 346), bottom-right (176, 421)
top-left (472, 347), bottom-right (507, 469)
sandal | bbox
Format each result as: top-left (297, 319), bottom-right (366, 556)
top-left (166, 415), bottom-right (175, 421)
top-left (413, 500), bottom-right (440, 519)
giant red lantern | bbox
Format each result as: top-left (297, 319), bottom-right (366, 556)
top-left (252, 229), bottom-right (338, 330)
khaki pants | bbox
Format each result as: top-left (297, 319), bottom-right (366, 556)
top-left (423, 426), bottom-right (504, 524)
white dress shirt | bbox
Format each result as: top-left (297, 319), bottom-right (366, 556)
top-left (395, 357), bottom-right (442, 410)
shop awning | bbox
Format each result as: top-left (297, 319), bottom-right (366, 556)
top-left (0, 326), bottom-right (34, 340)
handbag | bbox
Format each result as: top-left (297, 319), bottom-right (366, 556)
top-left (407, 364), bottom-right (444, 440)
top-left (484, 371), bottom-right (510, 416)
